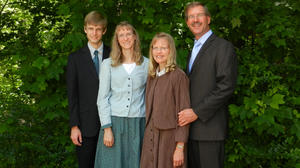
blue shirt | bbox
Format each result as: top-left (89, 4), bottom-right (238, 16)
top-left (97, 57), bottom-right (149, 128)
top-left (188, 30), bottom-right (213, 72)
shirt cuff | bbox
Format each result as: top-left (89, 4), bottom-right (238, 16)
top-left (101, 123), bottom-right (112, 129)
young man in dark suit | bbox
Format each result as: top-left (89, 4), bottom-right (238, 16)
top-left (67, 11), bottom-right (110, 168)
top-left (178, 2), bottom-right (237, 168)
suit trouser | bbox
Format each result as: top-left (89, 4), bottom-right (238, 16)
top-left (76, 135), bottom-right (99, 168)
top-left (188, 140), bottom-right (224, 168)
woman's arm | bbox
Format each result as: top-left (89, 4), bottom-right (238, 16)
top-left (97, 59), bottom-right (114, 147)
top-left (173, 142), bottom-right (184, 167)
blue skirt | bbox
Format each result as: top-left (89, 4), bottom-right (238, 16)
top-left (94, 116), bottom-right (145, 168)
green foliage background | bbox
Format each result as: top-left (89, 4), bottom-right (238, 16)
top-left (0, 0), bottom-right (299, 167)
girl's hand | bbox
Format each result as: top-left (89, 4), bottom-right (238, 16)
top-left (173, 143), bottom-right (184, 167)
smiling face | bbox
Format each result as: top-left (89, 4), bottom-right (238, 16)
top-left (117, 27), bottom-right (136, 50)
top-left (84, 23), bottom-right (106, 47)
top-left (152, 38), bottom-right (170, 70)
top-left (186, 5), bottom-right (211, 40)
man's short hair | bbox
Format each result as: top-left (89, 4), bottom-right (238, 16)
top-left (84, 11), bottom-right (107, 29)
top-left (184, 2), bottom-right (211, 20)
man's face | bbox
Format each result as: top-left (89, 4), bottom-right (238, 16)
top-left (84, 23), bottom-right (106, 45)
top-left (186, 5), bottom-right (211, 40)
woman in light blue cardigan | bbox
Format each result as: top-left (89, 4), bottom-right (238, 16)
top-left (94, 21), bottom-right (148, 168)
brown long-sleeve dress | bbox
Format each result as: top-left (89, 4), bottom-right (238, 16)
top-left (140, 67), bottom-right (190, 168)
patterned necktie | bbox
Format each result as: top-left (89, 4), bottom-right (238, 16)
top-left (93, 50), bottom-right (99, 75)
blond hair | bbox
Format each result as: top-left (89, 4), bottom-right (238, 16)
top-left (148, 32), bottom-right (176, 78)
top-left (110, 21), bottom-right (143, 67)
top-left (84, 11), bottom-right (107, 30)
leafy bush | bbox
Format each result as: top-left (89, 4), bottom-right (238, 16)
top-left (0, 0), bottom-right (299, 167)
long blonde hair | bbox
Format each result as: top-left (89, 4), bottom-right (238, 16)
top-left (148, 32), bottom-right (176, 78)
top-left (110, 21), bottom-right (143, 67)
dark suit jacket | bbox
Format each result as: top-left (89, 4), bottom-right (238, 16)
top-left (67, 44), bottom-right (110, 137)
top-left (186, 33), bottom-right (237, 141)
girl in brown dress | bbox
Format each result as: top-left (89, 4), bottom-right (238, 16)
top-left (140, 32), bottom-right (190, 168)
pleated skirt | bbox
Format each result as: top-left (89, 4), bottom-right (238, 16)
top-left (94, 116), bottom-right (145, 168)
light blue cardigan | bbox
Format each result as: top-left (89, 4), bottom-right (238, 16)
top-left (97, 57), bottom-right (149, 128)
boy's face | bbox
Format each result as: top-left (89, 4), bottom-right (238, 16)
top-left (84, 23), bottom-right (106, 45)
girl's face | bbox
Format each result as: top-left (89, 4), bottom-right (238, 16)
top-left (152, 38), bottom-right (170, 69)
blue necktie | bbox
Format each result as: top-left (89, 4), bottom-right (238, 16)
top-left (93, 50), bottom-right (99, 75)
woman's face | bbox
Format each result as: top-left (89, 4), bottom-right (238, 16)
top-left (117, 27), bottom-right (136, 50)
top-left (152, 38), bottom-right (170, 68)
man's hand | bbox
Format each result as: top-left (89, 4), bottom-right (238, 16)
top-left (70, 126), bottom-right (82, 146)
top-left (178, 108), bottom-right (198, 126)
top-left (103, 127), bottom-right (114, 147)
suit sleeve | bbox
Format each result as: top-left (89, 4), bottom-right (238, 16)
top-left (194, 42), bottom-right (237, 122)
top-left (174, 72), bottom-right (190, 142)
top-left (67, 53), bottom-right (80, 127)
top-left (97, 59), bottom-right (112, 128)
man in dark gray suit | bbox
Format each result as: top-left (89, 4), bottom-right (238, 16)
top-left (178, 2), bottom-right (237, 168)
top-left (67, 11), bottom-right (110, 168)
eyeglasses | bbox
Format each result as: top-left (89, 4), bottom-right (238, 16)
top-left (187, 13), bottom-right (206, 20)
top-left (118, 33), bottom-right (133, 39)
top-left (152, 47), bottom-right (169, 52)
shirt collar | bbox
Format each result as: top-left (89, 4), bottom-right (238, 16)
top-left (156, 68), bottom-right (166, 77)
top-left (194, 29), bottom-right (213, 46)
top-left (88, 42), bottom-right (103, 57)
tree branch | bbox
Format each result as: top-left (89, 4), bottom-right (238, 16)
top-left (0, 0), bottom-right (9, 16)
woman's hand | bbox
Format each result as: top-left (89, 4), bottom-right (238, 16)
top-left (103, 127), bottom-right (114, 147)
top-left (173, 143), bottom-right (184, 167)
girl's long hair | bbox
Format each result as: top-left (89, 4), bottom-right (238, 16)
top-left (148, 32), bottom-right (176, 78)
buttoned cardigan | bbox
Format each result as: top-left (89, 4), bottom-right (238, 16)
top-left (97, 57), bottom-right (149, 128)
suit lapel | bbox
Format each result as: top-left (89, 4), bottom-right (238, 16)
top-left (188, 34), bottom-right (216, 75)
top-left (186, 52), bottom-right (192, 76)
top-left (102, 45), bottom-right (110, 60)
top-left (82, 45), bottom-right (99, 80)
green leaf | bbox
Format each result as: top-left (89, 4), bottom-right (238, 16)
top-left (57, 4), bottom-right (70, 16)
top-left (231, 18), bottom-right (241, 28)
top-left (229, 104), bottom-right (239, 117)
top-left (270, 94), bottom-right (285, 109)
top-left (291, 97), bottom-right (300, 105)
top-left (228, 154), bottom-right (239, 163)
top-left (0, 124), bottom-right (8, 134)
top-left (45, 112), bottom-right (59, 120)
top-left (32, 57), bottom-right (50, 70)
top-left (290, 121), bottom-right (300, 139)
